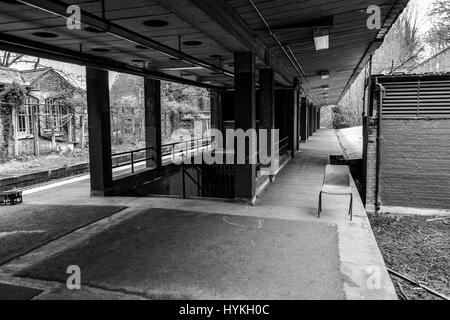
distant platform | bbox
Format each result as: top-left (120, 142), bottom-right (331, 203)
top-left (335, 126), bottom-right (363, 160)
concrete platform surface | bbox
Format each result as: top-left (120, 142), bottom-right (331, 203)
top-left (0, 129), bottom-right (397, 300)
top-left (18, 209), bottom-right (343, 300)
top-left (335, 126), bottom-right (363, 160)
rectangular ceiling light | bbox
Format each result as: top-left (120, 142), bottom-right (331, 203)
top-left (314, 29), bottom-right (329, 51)
top-left (320, 71), bottom-right (330, 80)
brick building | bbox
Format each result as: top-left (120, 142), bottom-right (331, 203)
top-left (0, 66), bottom-right (86, 157)
top-left (364, 73), bottom-right (450, 214)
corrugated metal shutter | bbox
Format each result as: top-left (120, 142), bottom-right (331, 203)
top-left (381, 79), bottom-right (450, 117)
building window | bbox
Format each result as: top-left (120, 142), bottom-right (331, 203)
top-left (44, 97), bottom-right (64, 132)
top-left (17, 96), bottom-right (39, 136)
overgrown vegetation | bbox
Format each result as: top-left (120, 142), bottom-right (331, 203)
top-left (369, 213), bottom-right (449, 300)
top-left (332, 104), bottom-right (361, 129)
top-left (0, 148), bottom-right (89, 175)
top-left (109, 72), bottom-right (210, 152)
top-left (0, 82), bottom-right (26, 159)
top-left (426, 0), bottom-right (450, 54)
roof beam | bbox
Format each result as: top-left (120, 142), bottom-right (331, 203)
top-left (155, 0), bottom-right (295, 86)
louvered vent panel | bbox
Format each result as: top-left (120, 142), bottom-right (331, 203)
top-left (382, 80), bottom-right (450, 118)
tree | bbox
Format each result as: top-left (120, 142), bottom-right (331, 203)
top-left (0, 82), bottom-right (26, 159)
top-left (372, 3), bottom-right (425, 73)
top-left (426, 0), bottom-right (450, 53)
top-left (0, 51), bottom-right (41, 69)
top-left (334, 2), bottom-right (425, 128)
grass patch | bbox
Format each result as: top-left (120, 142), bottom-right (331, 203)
top-left (0, 149), bottom-right (88, 176)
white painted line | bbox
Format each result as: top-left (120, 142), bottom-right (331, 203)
top-left (0, 230), bottom-right (46, 239)
top-left (23, 174), bottom-right (89, 195)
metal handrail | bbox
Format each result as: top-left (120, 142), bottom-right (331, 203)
top-left (181, 161), bottom-right (210, 199)
top-left (111, 136), bottom-right (213, 174)
top-left (161, 136), bottom-right (212, 157)
top-left (278, 136), bottom-right (290, 154)
top-left (111, 146), bottom-right (155, 173)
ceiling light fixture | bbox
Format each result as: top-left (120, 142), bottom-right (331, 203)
top-left (313, 28), bottom-right (329, 51)
top-left (182, 40), bottom-right (202, 46)
top-left (320, 71), bottom-right (330, 80)
top-left (91, 47), bottom-right (110, 52)
top-left (32, 31), bottom-right (58, 38)
top-left (143, 20), bottom-right (169, 27)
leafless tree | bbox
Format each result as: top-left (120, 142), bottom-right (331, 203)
top-left (372, 3), bottom-right (425, 74)
top-left (426, 0), bottom-right (450, 54)
top-left (0, 51), bottom-right (41, 69)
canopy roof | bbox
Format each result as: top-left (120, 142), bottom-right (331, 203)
top-left (0, 0), bottom-right (409, 105)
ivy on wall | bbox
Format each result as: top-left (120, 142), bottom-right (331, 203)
top-left (0, 82), bottom-right (26, 159)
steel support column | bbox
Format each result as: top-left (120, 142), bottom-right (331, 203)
top-left (210, 90), bottom-right (223, 134)
top-left (86, 67), bottom-right (113, 196)
top-left (259, 68), bottom-right (276, 174)
top-left (317, 108), bottom-right (321, 130)
top-left (284, 88), bottom-right (298, 157)
top-left (145, 78), bottom-right (162, 168)
top-left (300, 97), bottom-right (308, 142)
top-left (234, 52), bottom-right (256, 200)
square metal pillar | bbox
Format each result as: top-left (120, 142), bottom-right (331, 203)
top-left (284, 88), bottom-right (298, 157)
top-left (300, 97), bottom-right (308, 142)
top-left (258, 68), bottom-right (275, 173)
top-left (234, 52), bottom-right (256, 200)
top-left (86, 67), bottom-right (113, 196)
top-left (210, 90), bottom-right (223, 133)
top-left (313, 106), bottom-right (317, 133)
top-left (317, 108), bottom-right (321, 129)
top-left (144, 78), bottom-right (162, 169)
top-left (296, 90), bottom-right (301, 147)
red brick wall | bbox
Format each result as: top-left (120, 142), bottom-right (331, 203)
top-left (379, 118), bottom-right (450, 209)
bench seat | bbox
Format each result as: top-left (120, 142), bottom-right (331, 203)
top-left (0, 190), bottom-right (23, 205)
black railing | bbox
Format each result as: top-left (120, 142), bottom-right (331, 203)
top-left (111, 137), bottom-right (213, 176)
top-left (181, 159), bottom-right (235, 199)
top-left (181, 161), bottom-right (213, 199)
top-left (111, 146), bottom-right (155, 174)
top-left (278, 136), bottom-right (290, 155)
top-left (161, 137), bottom-right (212, 159)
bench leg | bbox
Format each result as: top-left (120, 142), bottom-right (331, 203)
top-left (318, 191), bottom-right (322, 218)
top-left (349, 193), bottom-right (353, 221)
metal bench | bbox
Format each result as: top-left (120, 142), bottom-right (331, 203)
top-left (0, 190), bottom-right (23, 205)
top-left (318, 165), bottom-right (353, 220)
